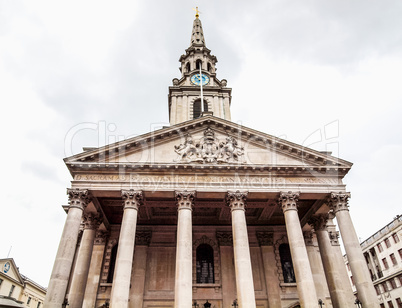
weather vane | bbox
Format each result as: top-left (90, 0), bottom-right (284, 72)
top-left (192, 6), bottom-right (201, 18)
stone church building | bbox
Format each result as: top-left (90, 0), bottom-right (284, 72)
top-left (44, 13), bottom-right (379, 308)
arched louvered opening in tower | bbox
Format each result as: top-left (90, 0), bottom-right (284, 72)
top-left (193, 99), bottom-right (208, 119)
top-left (207, 62), bottom-right (212, 72)
top-left (196, 60), bottom-right (202, 70)
top-left (186, 62), bottom-right (191, 72)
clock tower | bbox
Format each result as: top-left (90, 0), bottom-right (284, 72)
top-left (168, 13), bottom-right (232, 125)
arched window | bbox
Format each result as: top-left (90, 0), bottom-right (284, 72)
top-left (207, 62), bottom-right (212, 72)
top-left (279, 244), bottom-right (296, 283)
top-left (196, 244), bottom-right (214, 283)
top-left (107, 244), bottom-right (118, 283)
top-left (186, 62), bottom-right (191, 72)
top-left (193, 100), bottom-right (208, 119)
top-left (196, 60), bottom-right (202, 70)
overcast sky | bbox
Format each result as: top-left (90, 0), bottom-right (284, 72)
top-left (1, 0), bottom-right (401, 288)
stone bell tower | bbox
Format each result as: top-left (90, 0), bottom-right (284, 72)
top-left (168, 11), bottom-right (232, 125)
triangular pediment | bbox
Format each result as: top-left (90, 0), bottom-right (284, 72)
top-left (0, 258), bottom-right (24, 286)
top-left (65, 115), bottom-right (352, 176)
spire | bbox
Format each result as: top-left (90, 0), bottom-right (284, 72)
top-left (190, 9), bottom-right (206, 47)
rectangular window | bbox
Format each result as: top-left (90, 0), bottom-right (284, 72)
top-left (385, 238), bottom-right (391, 248)
top-left (390, 278), bottom-right (397, 289)
top-left (8, 285), bottom-right (15, 297)
top-left (396, 298), bottom-right (402, 308)
top-left (388, 301), bottom-right (395, 308)
top-left (375, 285), bottom-right (381, 295)
top-left (399, 275), bottom-right (402, 285)
top-left (378, 243), bottom-right (384, 252)
top-left (399, 249), bottom-right (402, 260)
top-left (37, 302), bottom-right (41, 308)
top-left (383, 282), bottom-right (389, 292)
top-left (381, 304), bottom-right (386, 308)
top-left (393, 233), bottom-right (400, 243)
top-left (0, 278), bottom-right (3, 288)
top-left (383, 258), bottom-right (389, 269)
top-left (27, 297), bottom-right (31, 304)
top-left (390, 253), bottom-right (397, 266)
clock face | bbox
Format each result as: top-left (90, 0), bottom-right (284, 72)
top-left (4, 262), bottom-right (10, 273)
top-left (191, 73), bottom-right (210, 86)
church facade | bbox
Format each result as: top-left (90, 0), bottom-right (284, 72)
top-left (44, 14), bottom-right (379, 308)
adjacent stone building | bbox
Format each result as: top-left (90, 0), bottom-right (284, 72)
top-left (44, 13), bottom-right (379, 308)
top-left (344, 215), bottom-right (402, 308)
top-left (0, 258), bottom-right (47, 308)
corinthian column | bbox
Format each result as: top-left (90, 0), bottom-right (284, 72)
top-left (110, 190), bottom-right (143, 307)
top-left (174, 191), bottom-right (195, 308)
top-left (278, 192), bottom-right (317, 307)
top-left (45, 189), bottom-right (91, 308)
top-left (309, 214), bottom-right (353, 308)
top-left (68, 213), bottom-right (101, 308)
top-left (328, 192), bottom-right (378, 308)
top-left (226, 191), bottom-right (256, 308)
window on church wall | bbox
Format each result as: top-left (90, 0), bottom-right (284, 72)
top-left (375, 285), bottom-right (381, 295)
top-left (207, 62), bottom-right (212, 72)
top-left (392, 233), bottom-right (400, 243)
top-left (388, 300), bottom-right (395, 308)
top-left (107, 244), bottom-right (118, 283)
top-left (9, 284), bottom-right (15, 297)
top-left (279, 244), bottom-right (296, 283)
top-left (193, 100), bottom-right (208, 119)
top-left (196, 244), bottom-right (214, 283)
top-left (186, 62), bottom-right (191, 72)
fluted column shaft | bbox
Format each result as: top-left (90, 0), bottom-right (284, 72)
top-left (174, 191), bottom-right (195, 308)
top-left (44, 189), bottom-right (90, 308)
top-left (279, 192), bottom-right (318, 307)
top-left (328, 193), bottom-right (378, 308)
top-left (309, 214), bottom-right (354, 308)
top-left (68, 213), bottom-right (101, 308)
top-left (110, 190), bottom-right (143, 307)
top-left (227, 191), bottom-right (256, 308)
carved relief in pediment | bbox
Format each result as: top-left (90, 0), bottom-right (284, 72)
top-left (174, 127), bottom-right (244, 164)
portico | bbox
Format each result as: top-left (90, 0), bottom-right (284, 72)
top-left (44, 12), bottom-right (378, 308)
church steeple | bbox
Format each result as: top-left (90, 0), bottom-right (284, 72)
top-left (168, 12), bottom-right (232, 125)
top-left (190, 13), bottom-right (206, 47)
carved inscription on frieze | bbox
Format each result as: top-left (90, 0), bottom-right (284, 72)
top-left (74, 173), bottom-right (341, 189)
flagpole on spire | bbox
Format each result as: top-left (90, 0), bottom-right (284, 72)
top-left (200, 62), bottom-right (204, 113)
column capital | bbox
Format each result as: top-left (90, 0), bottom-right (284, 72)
top-left (83, 213), bottom-right (102, 230)
top-left (175, 190), bottom-right (195, 210)
top-left (256, 232), bottom-right (274, 246)
top-left (216, 231), bottom-right (233, 246)
top-left (308, 213), bottom-right (329, 231)
top-left (328, 231), bottom-right (340, 246)
top-left (328, 192), bottom-right (351, 213)
top-left (67, 188), bottom-right (91, 210)
top-left (94, 230), bottom-right (109, 245)
top-left (226, 190), bottom-right (248, 211)
top-left (135, 231), bottom-right (152, 246)
top-left (121, 189), bottom-right (143, 210)
top-left (278, 191), bottom-right (300, 213)
top-left (303, 231), bottom-right (314, 246)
